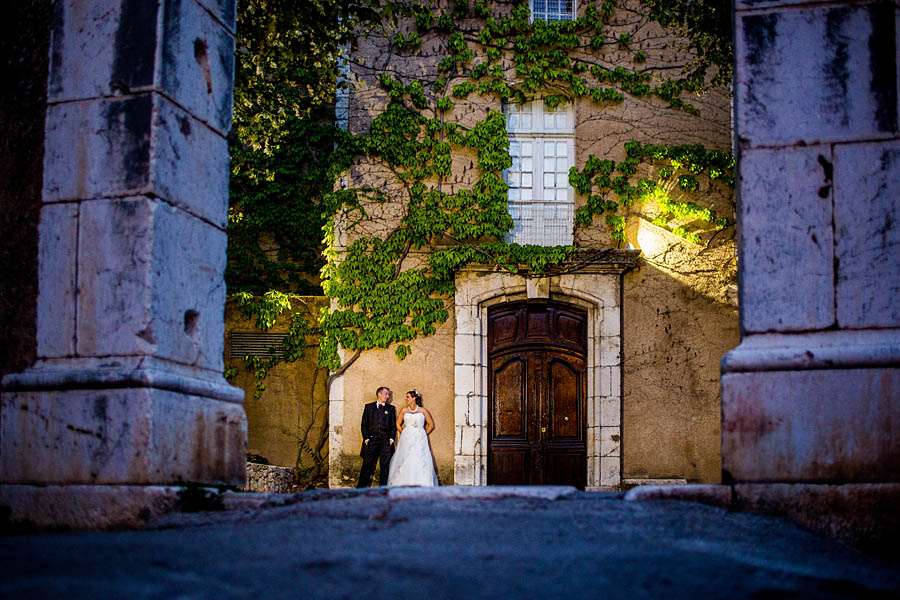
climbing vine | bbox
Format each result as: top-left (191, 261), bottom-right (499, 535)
top-left (228, 0), bottom-right (735, 393)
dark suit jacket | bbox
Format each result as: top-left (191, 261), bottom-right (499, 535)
top-left (360, 401), bottom-right (397, 456)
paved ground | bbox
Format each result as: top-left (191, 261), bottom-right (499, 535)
top-left (2, 487), bottom-right (898, 599)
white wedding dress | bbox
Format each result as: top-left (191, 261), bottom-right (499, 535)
top-left (387, 411), bottom-right (439, 487)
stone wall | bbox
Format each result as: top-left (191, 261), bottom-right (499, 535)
top-left (245, 462), bottom-right (296, 493)
top-left (225, 297), bottom-right (330, 476)
top-left (623, 220), bottom-right (738, 483)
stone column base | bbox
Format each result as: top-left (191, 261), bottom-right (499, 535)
top-left (0, 484), bottom-right (180, 531)
top-left (625, 482), bottom-right (900, 557)
top-left (2, 362), bottom-right (248, 490)
top-left (720, 331), bottom-right (900, 482)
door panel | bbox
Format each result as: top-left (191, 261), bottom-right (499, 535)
top-left (489, 447), bottom-right (530, 485)
top-left (493, 356), bottom-right (527, 439)
top-left (549, 358), bottom-right (580, 439)
top-left (488, 302), bottom-right (587, 489)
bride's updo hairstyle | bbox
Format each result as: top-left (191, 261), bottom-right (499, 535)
top-left (407, 389), bottom-right (423, 406)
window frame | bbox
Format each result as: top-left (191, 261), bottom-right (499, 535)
top-left (530, 0), bottom-right (576, 22)
top-left (504, 100), bottom-right (576, 246)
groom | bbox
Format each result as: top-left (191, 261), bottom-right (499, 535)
top-left (357, 386), bottom-right (397, 487)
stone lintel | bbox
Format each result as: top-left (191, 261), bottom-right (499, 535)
top-left (460, 248), bottom-right (641, 277)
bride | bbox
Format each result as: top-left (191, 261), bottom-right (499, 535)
top-left (387, 389), bottom-right (439, 487)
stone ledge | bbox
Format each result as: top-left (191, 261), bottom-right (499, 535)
top-left (624, 484), bottom-right (732, 509)
top-left (0, 484), bottom-right (180, 531)
top-left (733, 483), bottom-right (900, 557)
top-left (721, 329), bottom-right (900, 373)
top-left (624, 482), bottom-right (900, 557)
top-left (2, 361), bottom-right (244, 404)
top-left (387, 485), bottom-right (578, 502)
top-left (220, 485), bottom-right (580, 512)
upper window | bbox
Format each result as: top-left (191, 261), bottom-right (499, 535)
top-left (504, 101), bottom-right (575, 246)
top-left (531, 0), bottom-right (575, 22)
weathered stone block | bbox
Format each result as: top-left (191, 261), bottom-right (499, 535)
top-left (722, 368), bottom-right (900, 482)
top-left (76, 197), bottom-right (226, 371)
top-left (329, 395), bottom-right (344, 424)
top-left (159, 0), bottom-right (235, 134)
top-left (600, 396), bottom-right (620, 427)
top-left (607, 365), bottom-right (620, 399)
top-left (600, 426), bottom-right (620, 457)
top-left (194, 0), bottom-right (237, 31)
top-left (43, 96), bottom-right (152, 202)
top-left (43, 96), bottom-right (229, 227)
top-left (736, 3), bottom-right (898, 147)
top-left (739, 147), bottom-right (834, 332)
top-left (586, 395), bottom-right (597, 427)
top-left (153, 97), bottom-right (231, 225)
top-left (76, 197), bottom-right (154, 357)
top-left (454, 364), bottom-right (476, 397)
top-left (599, 335), bottom-right (619, 367)
top-left (36, 203), bottom-right (78, 358)
top-left (833, 141), bottom-right (900, 328)
top-left (599, 456), bottom-right (620, 487)
top-left (454, 332), bottom-right (476, 366)
top-left (0, 485), bottom-right (180, 531)
top-left (151, 200), bottom-right (228, 371)
top-left (600, 304), bottom-right (620, 334)
top-left (469, 395), bottom-right (485, 426)
top-left (596, 365), bottom-right (610, 398)
top-left (47, 0), bottom-right (160, 102)
top-left (329, 372), bottom-right (344, 402)
top-left (454, 455), bottom-right (475, 486)
top-left (460, 426), bottom-right (478, 456)
top-left (48, 0), bottom-right (234, 135)
top-left (454, 395), bottom-right (469, 426)
top-left (454, 304), bottom-right (477, 336)
top-left (1, 387), bottom-right (246, 486)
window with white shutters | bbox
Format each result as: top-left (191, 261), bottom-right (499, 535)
top-left (504, 101), bottom-right (575, 246)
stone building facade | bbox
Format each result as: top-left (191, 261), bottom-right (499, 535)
top-left (327, 0), bottom-right (738, 489)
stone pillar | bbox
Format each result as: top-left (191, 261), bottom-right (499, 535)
top-left (723, 0), bottom-right (900, 548)
top-left (0, 0), bottom-right (246, 529)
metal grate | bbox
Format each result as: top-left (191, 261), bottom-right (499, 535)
top-left (507, 200), bottom-right (574, 246)
top-left (229, 331), bottom-right (288, 359)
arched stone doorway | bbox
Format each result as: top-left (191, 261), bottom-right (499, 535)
top-left (452, 252), bottom-right (637, 490)
top-left (488, 301), bottom-right (588, 488)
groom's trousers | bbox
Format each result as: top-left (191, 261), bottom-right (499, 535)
top-left (357, 438), bottom-right (393, 487)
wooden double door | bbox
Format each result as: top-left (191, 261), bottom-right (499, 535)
top-left (487, 302), bottom-right (587, 489)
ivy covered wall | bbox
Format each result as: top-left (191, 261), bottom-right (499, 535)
top-left (226, 0), bottom-right (737, 485)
